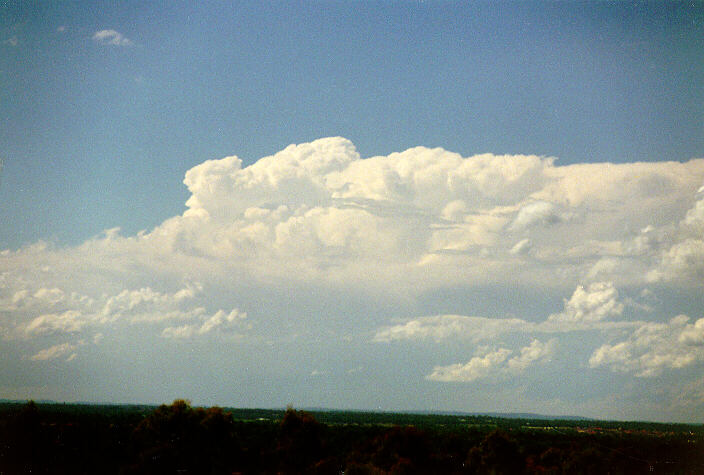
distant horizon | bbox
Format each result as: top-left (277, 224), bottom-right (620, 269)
top-left (10, 398), bottom-right (704, 426)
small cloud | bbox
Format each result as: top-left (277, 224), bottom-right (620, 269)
top-left (162, 308), bottom-right (248, 339)
top-left (507, 339), bottom-right (556, 372)
top-left (92, 29), bottom-right (133, 46)
top-left (509, 201), bottom-right (564, 231)
top-left (30, 342), bottom-right (77, 361)
top-left (509, 238), bottom-right (532, 255)
top-left (2, 37), bottom-right (18, 47)
top-left (57, 26), bottom-right (66, 33)
top-left (427, 348), bottom-right (512, 382)
top-left (548, 282), bottom-right (623, 324)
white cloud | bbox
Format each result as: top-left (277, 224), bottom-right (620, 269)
top-left (2, 37), bottom-right (18, 47)
top-left (508, 201), bottom-right (565, 231)
top-left (589, 315), bottom-right (704, 377)
top-left (25, 310), bottom-right (84, 336)
top-left (30, 342), bottom-right (78, 361)
top-left (507, 338), bottom-right (556, 371)
top-left (374, 282), bottom-right (631, 345)
top-left (92, 30), bottom-right (133, 46)
top-left (161, 308), bottom-right (247, 338)
top-left (427, 339), bottom-right (555, 382)
top-left (427, 348), bottom-right (512, 382)
top-left (373, 314), bottom-right (529, 343)
top-left (547, 282), bottom-right (623, 324)
top-left (648, 239), bottom-right (704, 284)
top-left (3, 138), bottom-right (702, 295)
top-left (2, 138), bottom-right (703, 417)
top-left (509, 238), bottom-right (532, 255)
top-left (642, 184), bottom-right (704, 285)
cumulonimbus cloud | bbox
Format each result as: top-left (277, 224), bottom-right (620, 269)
top-left (1, 138), bottom-right (703, 366)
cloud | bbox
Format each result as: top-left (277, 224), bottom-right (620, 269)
top-left (2, 37), bottom-right (18, 47)
top-left (589, 315), bottom-right (704, 377)
top-left (3, 138), bottom-right (702, 295)
top-left (427, 339), bottom-right (555, 382)
top-left (162, 308), bottom-right (248, 338)
top-left (427, 348), bottom-right (512, 382)
top-left (57, 26), bottom-right (66, 33)
top-left (643, 184), bottom-right (704, 285)
top-left (1, 138), bottom-right (703, 417)
top-left (30, 342), bottom-right (78, 361)
top-left (0, 272), bottom-right (245, 358)
top-left (373, 314), bottom-right (530, 343)
top-left (509, 238), bottom-right (532, 255)
top-left (508, 201), bottom-right (565, 231)
top-left (373, 282), bottom-right (632, 344)
top-left (92, 30), bottom-right (133, 46)
top-left (507, 338), bottom-right (556, 371)
top-left (547, 282), bottom-right (623, 324)
top-left (25, 310), bottom-right (84, 336)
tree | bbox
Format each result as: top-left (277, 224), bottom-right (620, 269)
top-left (465, 429), bottom-right (525, 474)
top-left (131, 399), bottom-right (239, 474)
top-left (277, 407), bottom-right (325, 472)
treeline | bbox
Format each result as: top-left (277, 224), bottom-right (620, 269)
top-left (0, 400), bottom-right (702, 474)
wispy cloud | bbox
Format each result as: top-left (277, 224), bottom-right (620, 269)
top-left (92, 29), bottom-right (133, 46)
top-left (2, 37), bottom-right (18, 47)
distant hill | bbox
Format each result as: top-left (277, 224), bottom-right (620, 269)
top-left (302, 407), bottom-right (590, 421)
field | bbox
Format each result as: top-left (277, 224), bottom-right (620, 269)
top-left (1, 400), bottom-right (702, 474)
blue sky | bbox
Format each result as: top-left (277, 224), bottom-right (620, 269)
top-left (1, 2), bottom-right (704, 421)
top-left (3, 1), bottom-right (702, 247)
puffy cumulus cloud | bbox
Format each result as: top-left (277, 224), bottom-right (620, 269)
top-left (166, 138), bottom-right (703, 288)
top-left (92, 30), bottom-right (133, 46)
top-left (162, 308), bottom-right (248, 339)
top-left (589, 315), bottom-right (704, 377)
top-left (508, 201), bottom-right (566, 231)
top-left (30, 342), bottom-right (78, 361)
top-left (98, 284), bottom-right (203, 323)
top-left (0, 269), bottom-right (249, 359)
top-left (427, 339), bottom-right (555, 382)
top-left (649, 239), bottom-right (704, 284)
top-left (547, 282), bottom-right (623, 324)
top-left (374, 282), bottom-right (632, 345)
top-left (679, 318), bottom-right (704, 346)
top-left (427, 348), bottom-right (512, 382)
top-left (507, 338), bottom-right (557, 371)
top-left (3, 138), bottom-right (704, 294)
top-left (642, 184), bottom-right (704, 285)
top-left (25, 311), bottom-right (84, 336)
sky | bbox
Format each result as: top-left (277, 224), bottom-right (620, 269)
top-left (1, 1), bottom-right (703, 423)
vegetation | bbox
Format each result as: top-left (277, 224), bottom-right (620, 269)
top-left (0, 400), bottom-right (702, 474)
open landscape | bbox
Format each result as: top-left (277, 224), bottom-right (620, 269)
top-left (2, 400), bottom-right (702, 474)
